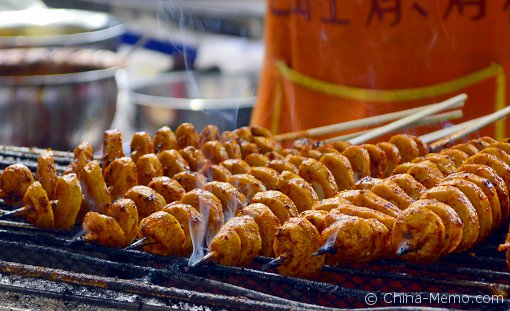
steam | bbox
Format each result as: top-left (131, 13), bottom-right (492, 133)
top-left (223, 202), bottom-right (235, 223)
top-left (81, 186), bottom-right (106, 215)
top-left (201, 200), bottom-right (214, 247)
top-left (187, 193), bottom-right (220, 266)
top-left (188, 213), bottom-right (206, 266)
top-left (225, 194), bottom-right (243, 222)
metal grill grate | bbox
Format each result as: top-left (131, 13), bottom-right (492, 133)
top-left (0, 146), bottom-right (509, 310)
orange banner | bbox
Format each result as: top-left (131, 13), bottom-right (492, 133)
top-left (252, 0), bottom-right (510, 139)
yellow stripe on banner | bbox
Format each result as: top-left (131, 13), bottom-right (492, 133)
top-left (276, 61), bottom-right (507, 138)
top-left (495, 64), bottom-right (507, 139)
top-left (271, 69), bottom-right (284, 135)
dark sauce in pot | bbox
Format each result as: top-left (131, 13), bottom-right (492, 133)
top-left (0, 63), bottom-right (100, 76)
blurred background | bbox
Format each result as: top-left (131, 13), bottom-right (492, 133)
top-left (0, 0), bottom-right (264, 150)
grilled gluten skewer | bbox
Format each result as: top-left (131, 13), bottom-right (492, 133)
top-left (0, 155), bottom-right (83, 230)
top-left (5, 123), bottom-right (510, 278)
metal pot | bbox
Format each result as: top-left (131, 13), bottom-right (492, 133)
top-left (0, 8), bottom-right (124, 50)
top-left (130, 71), bottom-right (258, 133)
top-left (0, 48), bottom-right (122, 150)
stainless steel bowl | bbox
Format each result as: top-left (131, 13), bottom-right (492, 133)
top-left (130, 71), bottom-right (257, 133)
top-left (0, 48), bottom-right (122, 150)
top-left (0, 8), bottom-right (124, 50)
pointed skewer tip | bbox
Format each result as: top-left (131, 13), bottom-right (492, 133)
top-left (65, 231), bottom-right (86, 246)
top-left (396, 243), bottom-right (411, 257)
top-left (312, 242), bottom-right (336, 256)
top-left (189, 251), bottom-right (217, 268)
top-left (124, 236), bottom-right (151, 251)
top-left (261, 256), bottom-right (287, 271)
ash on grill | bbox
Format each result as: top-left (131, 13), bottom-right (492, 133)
top-left (0, 146), bottom-right (509, 311)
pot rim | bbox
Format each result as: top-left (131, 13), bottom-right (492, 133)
top-left (0, 48), bottom-right (123, 85)
top-left (0, 8), bottom-right (125, 47)
top-left (130, 71), bottom-right (257, 110)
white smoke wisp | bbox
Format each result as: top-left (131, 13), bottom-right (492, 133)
top-left (188, 213), bottom-right (206, 267)
top-left (201, 200), bottom-right (215, 247)
top-left (223, 201), bottom-right (235, 223)
top-left (225, 193), bottom-right (244, 222)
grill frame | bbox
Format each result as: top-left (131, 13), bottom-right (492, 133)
top-left (0, 146), bottom-right (510, 310)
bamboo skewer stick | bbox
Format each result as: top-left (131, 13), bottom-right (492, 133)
top-left (0, 200), bottom-right (58, 219)
top-left (429, 105), bottom-right (510, 152)
top-left (419, 116), bottom-right (482, 144)
top-left (325, 109), bottom-right (463, 143)
top-left (347, 94), bottom-right (467, 145)
top-left (273, 95), bottom-right (466, 141)
top-left (0, 207), bottom-right (28, 219)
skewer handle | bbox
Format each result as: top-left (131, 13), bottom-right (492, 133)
top-left (419, 116), bottom-right (481, 144)
top-left (326, 109), bottom-right (463, 143)
top-left (348, 94), bottom-right (467, 145)
top-left (429, 105), bottom-right (510, 152)
top-left (274, 98), bottom-right (465, 141)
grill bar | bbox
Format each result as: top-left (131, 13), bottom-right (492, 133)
top-left (0, 277), bottom-right (450, 311)
top-left (0, 158), bottom-right (67, 174)
top-left (0, 219), bottom-right (39, 230)
top-left (0, 239), bottom-right (344, 311)
top-left (0, 145), bottom-right (74, 160)
top-left (0, 226), bottom-right (369, 301)
top-left (0, 260), bottom-right (308, 311)
top-left (0, 283), bottom-right (176, 311)
top-left (0, 145), bottom-right (91, 173)
top-left (1, 222), bottom-right (510, 309)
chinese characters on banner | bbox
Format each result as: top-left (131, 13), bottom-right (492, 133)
top-left (269, 0), bottom-right (493, 25)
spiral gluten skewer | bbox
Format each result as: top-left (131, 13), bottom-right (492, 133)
top-left (0, 126), bottom-right (462, 233)
top-left (343, 138), bottom-right (510, 264)
top-left (268, 136), bottom-right (510, 274)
